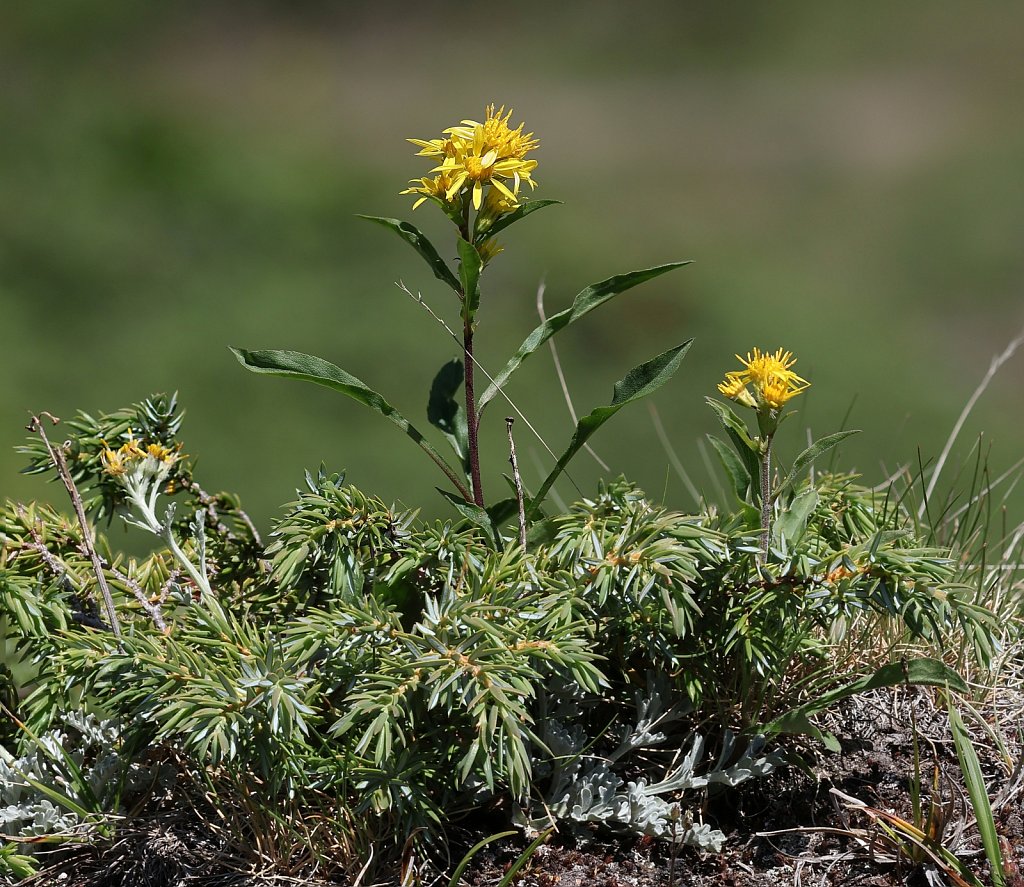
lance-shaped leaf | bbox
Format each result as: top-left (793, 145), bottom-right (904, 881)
top-left (458, 238), bottom-right (483, 319)
top-left (479, 263), bottom-right (690, 416)
top-left (474, 198), bottom-right (561, 241)
top-left (427, 358), bottom-right (469, 471)
top-left (437, 488), bottom-right (500, 547)
top-left (774, 430), bottom-right (860, 502)
top-left (761, 658), bottom-right (967, 751)
top-left (706, 433), bottom-right (752, 501)
top-left (705, 397), bottom-right (761, 498)
top-left (232, 348), bottom-right (472, 502)
top-left (948, 697), bottom-right (1007, 887)
top-left (528, 340), bottom-right (692, 518)
top-left (773, 487), bottom-right (819, 548)
top-left (357, 215), bottom-right (461, 294)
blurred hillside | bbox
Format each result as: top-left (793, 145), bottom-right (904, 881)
top-left (2, 1), bottom-right (1022, 535)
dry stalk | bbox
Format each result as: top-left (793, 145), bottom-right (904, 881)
top-left (28, 413), bottom-right (122, 640)
top-left (506, 417), bottom-right (528, 548)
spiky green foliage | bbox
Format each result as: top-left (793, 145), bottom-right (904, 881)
top-left (0, 399), bottom-right (1010, 880)
top-left (18, 394), bottom-right (187, 525)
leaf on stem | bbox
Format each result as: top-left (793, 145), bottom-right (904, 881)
top-left (479, 263), bottom-right (690, 415)
top-left (773, 487), bottom-right (819, 548)
top-left (232, 348), bottom-right (471, 502)
top-left (704, 398), bottom-right (761, 497)
top-left (528, 340), bottom-right (692, 518)
top-left (774, 430), bottom-right (860, 502)
top-left (706, 434), bottom-right (752, 501)
top-left (437, 488), bottom-right (501, 547)
top-left (357, 215), bottom-right (461, 294)
top-left (427, 359), bottom-right (469, 469)
top-left (458, 238), bottom-right (483, 319)
top-left (475, 199), bottom-right (561, 241)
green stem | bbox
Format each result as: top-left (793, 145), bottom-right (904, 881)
top-left (759, 432), bottom-right (774, 565)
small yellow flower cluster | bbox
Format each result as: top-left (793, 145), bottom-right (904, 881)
top-left (100, 431), bottom-right (181, 482)
top-left (402, 104), bottom-right (539, 211)
top-left (717, 347), bottom-right (810, 410)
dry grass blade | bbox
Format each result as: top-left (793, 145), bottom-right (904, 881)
top-left (921, 326), bottom-right (1024, 518)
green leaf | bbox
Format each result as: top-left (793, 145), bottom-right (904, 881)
top-left (448, 831), bottom-right (518, 887)
top-left (528, 340), bottom-right (692, 518)
top-left (458, 237), bottom-right (483, 319)
top-left (706, 433), bottom-right (751, 501)
top-left (774, 488), bottom-right (819, 548)
top-left (497, 828), bottom-right (555, 887)
top-left (479, 263), bottom-right (690, 415)
top-left (437, 488), bottom-right (500, 546)
top-left (705, 397), bottom-right (759, 453)
top-left (232, 348), bottom-right (471, 501)
top-left (762, 658), bottom-right (968, 741)
top-left (357, 215), bottom-right (461, 294)
top-left (948, 697), bottom-right (1006, 887)
top-left (704, 397), bottom-right (761, 493)
top-left (475, 199), bottom-right (561, 241)
top-left (486, 497), bottom-right (520, 528)
top-left (775, 430), bottom-right (860, 501)
top-left (427, 359), bottom-right (469, 469)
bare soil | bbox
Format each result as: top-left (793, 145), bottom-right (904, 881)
top-left (26, 689), bottom-right (1024, 887)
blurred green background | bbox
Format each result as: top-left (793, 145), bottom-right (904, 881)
top-left (2, 1), bottom-right (1023, 534)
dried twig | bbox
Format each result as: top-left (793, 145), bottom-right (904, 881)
top-left (107, 564), bottom-right (169, 634)
top-left (506, 417), bottom-right (527, 548)
top-left (190, 482), bottom-right (263, 546)
top-left (28, 413), bottom-right (122, 640)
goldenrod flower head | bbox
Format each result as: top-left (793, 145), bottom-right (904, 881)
top-left (720, 347), bottom-right (810, 410)
top-left (405, 104), bottom-right (539, 211)
top-left (399, 171), bottom-right (458, 211)
top-left (737, 348), bottom-right (805, 389)
top-left (716, 371), bottom-right (757, 408)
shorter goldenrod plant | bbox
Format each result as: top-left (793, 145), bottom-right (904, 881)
top-left (711, 346), bottom-right (855, 565)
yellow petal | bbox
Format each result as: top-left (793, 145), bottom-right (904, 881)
top-left (491, 178), bottom-right (516, 201)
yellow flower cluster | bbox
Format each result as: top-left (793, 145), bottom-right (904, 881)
top-left (100, 432), bottom-right (181, 480)
top-left (717, 347), bottom-right (810, 410)
top-left (402, 104), bottom-right (539, 211)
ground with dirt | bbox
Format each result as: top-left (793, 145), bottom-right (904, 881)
top-left (25, 688), bottom-right (1024, 887)
top-left (465, 687), bottom-right (1024, 887)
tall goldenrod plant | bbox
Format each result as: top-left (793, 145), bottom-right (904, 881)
top-left (234, 104), bottom-right (692, 536)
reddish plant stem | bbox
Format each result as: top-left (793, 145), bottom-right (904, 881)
top-left (464, 320), bottom-right (485, 508)
top-left (459, 201), bottom-right (485, 508)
